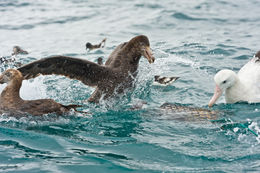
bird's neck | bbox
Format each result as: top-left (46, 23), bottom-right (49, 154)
top-left (0, 80), bottom-right (22, 104)
top-left (123, 41), bottom-right (142, 64)
top-left (125, 51), bottom-right (142, 68)
top-left (225, 78), bottom-right (247, 103)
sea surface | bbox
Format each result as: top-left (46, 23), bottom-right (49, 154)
top-left (0, 0), bottom-right (260, 172)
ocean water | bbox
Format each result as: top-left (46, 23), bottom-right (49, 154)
top-left (0, 0), bottom-right (260, 172)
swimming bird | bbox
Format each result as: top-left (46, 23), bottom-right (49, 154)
top-left (86, 38), bottom-right (106, 51)
top-left (18, 35), bottom-right (155, 103)
top-left (0, 69), bottom-right (80, 116)
top-left (208, 50), bottom-right (260, 107)
top-left (0, 46), bottom-right (29, 67)
top-left (0, 46), bottom-right (28, 64)
top-left (12, 46), bottom-right (28, 56)
top-left (154, 75), bottom-right (179, 86)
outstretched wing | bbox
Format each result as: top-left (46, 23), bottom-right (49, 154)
top-left (18, 55), bottom-right (113, 86)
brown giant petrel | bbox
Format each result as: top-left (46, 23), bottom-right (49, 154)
top-left (0, 69), bottom-right (80, 116)
top-left (18, 35), bottom-right (155, 103)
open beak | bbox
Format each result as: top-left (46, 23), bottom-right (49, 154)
top-left (143, 46), bottom-right (155, 64)
top-left (208, 85), bottom-right (222, 107)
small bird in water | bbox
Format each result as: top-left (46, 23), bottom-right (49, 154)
top-left (0, 46), bottom-right (27, 67)
top-left (12, 46), bottom-right (28, 56)
top-left (0, 69), bottom-right (80, 116)
top-left (86, 38), bottom-right (106, 51)
top-left (154, 75), bottom-right (179, 86)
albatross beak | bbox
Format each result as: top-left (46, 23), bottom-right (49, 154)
top-left (143, 46), bottom-right (155, 64)
top-left (208, 85), bottom-right (222, 107)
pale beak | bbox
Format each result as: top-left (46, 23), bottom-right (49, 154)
top-left (143, 46), bottom-right (155, 64)
top-left (208, 85), bottom-right (222, 107)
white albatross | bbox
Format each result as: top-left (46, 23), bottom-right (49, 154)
top-left (208, 50), bottom-right (260, 107)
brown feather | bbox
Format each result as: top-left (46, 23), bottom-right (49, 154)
top-left (18, 35), bottom-right (155, 103)
top-left (18, 56), bottom-right (114, 87)
top-left (0, 69), bottom-right (81, 116)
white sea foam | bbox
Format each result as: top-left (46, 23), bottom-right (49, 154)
top-left (248, 121), bottom-right (260, 143)
top-left (20, 76), bottom-right (47, 100)
top-left (0, 76), bottom-right (47, 100)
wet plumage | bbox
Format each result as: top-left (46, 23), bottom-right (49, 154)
top-left (0, 69), bottom-right (80, 116)
top-left (18, 35), bottom-right (155, 103)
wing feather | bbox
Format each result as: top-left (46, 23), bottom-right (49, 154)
top-left (18, 55), bottom-right (113, 86)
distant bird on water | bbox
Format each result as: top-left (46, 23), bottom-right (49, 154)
top-left (86, 38), bottom-right (106, 51)
top-left (12, 46), bottom-right (28, 56)
top-left (154, 75), bottom-right (179, 86)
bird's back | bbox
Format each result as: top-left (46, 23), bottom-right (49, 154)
top-left (19, 99), bottom-right (65, 115)
top-left (238, 56), bottom-right (260, 98)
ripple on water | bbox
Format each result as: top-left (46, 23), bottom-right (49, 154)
top-left (171, 12), bottom-right (207, 21)
top-left (0, 2), bottom-right (31, 8)
top-left (1, 0), bottom-right (260, 172)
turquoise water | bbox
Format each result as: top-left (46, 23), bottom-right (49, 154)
top-left (1, 0), bottom-right (260, 172)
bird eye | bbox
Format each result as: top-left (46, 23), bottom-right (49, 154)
top-left (223, 80), bottom-right (227, 84)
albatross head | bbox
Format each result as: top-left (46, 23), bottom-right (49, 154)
top-left (0, 69), bottom-right (23, 85)
top-left (129, 35), bottom-right (155, 64)
top-left (208, 69), bottom-right (237, 107)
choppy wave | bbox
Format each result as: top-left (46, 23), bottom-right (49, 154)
top-left (0, 0), bottom-right (260, 172)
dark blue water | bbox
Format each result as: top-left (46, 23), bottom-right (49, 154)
top-left (0, 0), bottom-right (260, 172)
